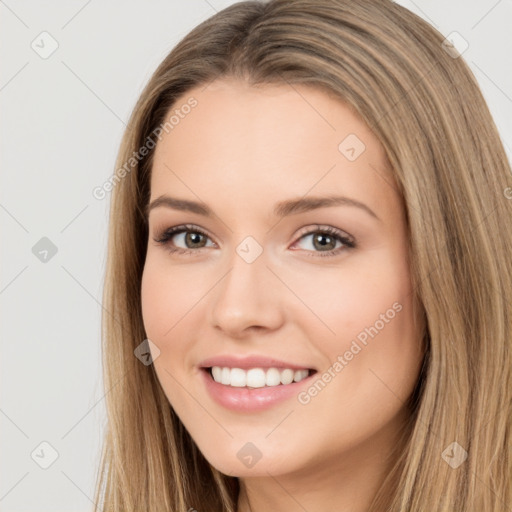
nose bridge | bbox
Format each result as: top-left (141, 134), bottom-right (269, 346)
top-left (209, 236), bottom-right (284, 335)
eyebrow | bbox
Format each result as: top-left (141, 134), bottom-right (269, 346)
top-left (145, 194), bottom-right (380, 222)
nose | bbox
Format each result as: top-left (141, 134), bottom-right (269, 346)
top-left (209, 245), bottom-right (285, 338)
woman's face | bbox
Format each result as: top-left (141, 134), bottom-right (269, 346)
top-left (141, 78), bottom-right (425, 478)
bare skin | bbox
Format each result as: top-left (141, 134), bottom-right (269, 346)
top-left (141, 78), bottom-right (425, 512)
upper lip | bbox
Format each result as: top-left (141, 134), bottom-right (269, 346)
top-left (199, 355), bottom-right (316, 371)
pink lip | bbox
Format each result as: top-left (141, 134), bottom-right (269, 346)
top-left (198, 355), bottom-right (315, 371)
top-left (198, 356), bottom-right (317, 412)
top-left (201, 370), bottom-right (315, 412)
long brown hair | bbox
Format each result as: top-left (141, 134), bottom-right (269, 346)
top-left (93, 1), bottom-right (512, 510)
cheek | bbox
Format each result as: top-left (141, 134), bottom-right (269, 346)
top-left (298, 248), bottom-right (421, 387)
top-left (290, 250), bottom-right (412, 340)
top-left (140, 258), bottom-right (207, 340)
top-left (140, 261), bottom-right (194, 405)
top-left (140, 262), bottom-right (170, 340)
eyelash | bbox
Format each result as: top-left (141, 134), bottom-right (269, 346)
top-left (153, 223), bottom-right (356, 258)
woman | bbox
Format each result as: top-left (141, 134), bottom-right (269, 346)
top-left (94, 1), bottom-right (512, 511)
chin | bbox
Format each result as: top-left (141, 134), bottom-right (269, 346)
top-left (192, 437), bottom-right (295, 477)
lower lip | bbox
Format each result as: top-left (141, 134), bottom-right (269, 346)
top-left (200, 368), bottom-right (315, 412)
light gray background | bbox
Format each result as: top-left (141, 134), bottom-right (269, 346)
top-left (1, 1), bottom-right (511, 510)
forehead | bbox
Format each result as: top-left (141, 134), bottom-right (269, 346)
top-left (149, 78), bottom-right (398, 222)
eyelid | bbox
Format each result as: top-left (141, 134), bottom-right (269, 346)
top-left (294, 224), bottom-right (354, 244)
top-left (153, 224), bottom-right (217, 248)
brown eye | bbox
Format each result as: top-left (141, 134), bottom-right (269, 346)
top-left (154, 224), bottom-right (215, 255)
top-left (292, 225), bottom-right (355, 258)
top-left (182, 231), bottom-right (207, 249)
top-left (311, 232), bottom-right (338, 251)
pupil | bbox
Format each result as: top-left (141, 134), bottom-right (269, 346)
top-left (187, 232), bottom-right (204, 247)
top-left (315, 233), bottom-right (334, 250)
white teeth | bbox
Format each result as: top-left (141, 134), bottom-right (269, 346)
top-left (210, 366), bottom-right (311, 387)
top-left (294, 369), bottom-right (308, 382)
top-left (211, 366), bottom-right (222, 382)
top-left (281, 368), bottom-right (295, 385)
top-left (265, 368), bottom-right (281, 387)
top-left (230, 368), bottom-right (246, 387)
top-left (221, 367), bottom-right (230, 385)
top-left (246, 368), bottom-right (266, 388)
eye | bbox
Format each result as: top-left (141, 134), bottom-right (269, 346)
top-left (291, 225), bottom-right (355, 257)
top-left (153, 224), bottom-right (215, 256)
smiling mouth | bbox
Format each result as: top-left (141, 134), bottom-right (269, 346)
top-left (204, 366), bottom-right (317, 388)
